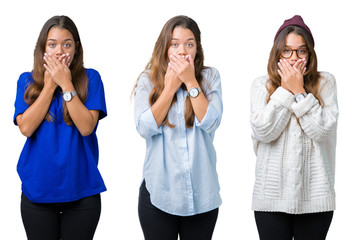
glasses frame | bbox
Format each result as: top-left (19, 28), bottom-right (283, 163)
top-left (281, 47), bottom-right (309, 59)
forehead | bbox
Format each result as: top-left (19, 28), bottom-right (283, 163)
top-left (171, 26), bottom-right (195, 40)
top-left (47, 27), bottom-right (74, 41)
top-left (285, 33), bottom-right (306, 47)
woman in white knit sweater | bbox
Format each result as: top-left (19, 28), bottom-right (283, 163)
top-left (250, 15), bottom-right (338, 240)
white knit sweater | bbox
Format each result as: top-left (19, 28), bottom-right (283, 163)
top-left (250, 72), bottom-right (338, 214)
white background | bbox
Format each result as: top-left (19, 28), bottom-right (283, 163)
top-left (1, 0), bottom-right (351, 239)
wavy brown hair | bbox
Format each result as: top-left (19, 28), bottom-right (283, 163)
top-left (25, 15), bottom-right (87, 125)
top-left (134, 15), bottom-right (207, 128)
top-left (267, 26), bottom-right (323, 106)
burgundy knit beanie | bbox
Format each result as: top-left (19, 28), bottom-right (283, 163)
top-left (274, 15), bottom-right (314, 47)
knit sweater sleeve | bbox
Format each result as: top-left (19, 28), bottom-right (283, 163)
top-left (250, 76), bottom-right (294, 143)
top-left (291, 72), bottom-right (338, 142)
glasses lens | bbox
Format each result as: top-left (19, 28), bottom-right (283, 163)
top-left (297, 49), bottom-right (308, 58)
top-left (281, 48), bottom-right (292, 58)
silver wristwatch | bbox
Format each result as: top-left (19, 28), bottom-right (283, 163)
top-left (188, 87), bottom-right (202, 98)
top-left (63, 90), bottom-right (77, 102)
top-left (295, 92), bottom-right (307, 103)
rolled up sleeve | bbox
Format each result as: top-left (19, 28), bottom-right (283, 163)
top-left (134, 73), bottom-right (162, 138)
top-left (195, 68), bottom-right (223, 134)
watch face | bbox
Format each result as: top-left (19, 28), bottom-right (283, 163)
top-left (295, 94), bottom-right (305, 102)
top-left (63, 92), bottom-right (71, 101)
top-left (189, 88), bottom-right (199, 98)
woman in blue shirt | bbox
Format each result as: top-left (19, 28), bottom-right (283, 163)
top-left (134, 15), bottom-right (223, 240)
top-left (14, 15), bottom-right (107, 240)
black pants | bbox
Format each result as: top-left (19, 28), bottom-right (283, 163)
top-left (254, 211), bottom-right (333, 240)
top-left (138, 181), bottom-right (219, 240)
top-left (21, 193), bottom-right (101, 240)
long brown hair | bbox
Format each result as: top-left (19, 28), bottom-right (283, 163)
top-left (25, 15), bottom-right (87, 125)
top-left (267, 26), bottom-right (323, 106)
top-left (135, 15), bottom-right (207, 128)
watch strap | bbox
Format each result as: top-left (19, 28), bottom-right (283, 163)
top-left (71, 90), bottom-right (77, 97)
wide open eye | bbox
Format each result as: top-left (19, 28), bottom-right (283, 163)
top-left (297, 49), bottom-right (307, 55)
top-left (283, 49), bottom-right (291, 54)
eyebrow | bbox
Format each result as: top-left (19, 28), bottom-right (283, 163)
top-left (285, 44), bottom-right (307, 48)
top-left (171, 38), bottom-right (195, 41)
top-left (47, 39), bottom-right (73, 42)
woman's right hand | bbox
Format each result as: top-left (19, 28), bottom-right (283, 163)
top-left (149, 65), bottom-right (182, 127)
top-left (16, 68), bottom-right (59, 137)
top-left (278, 58), bottom-right (306, 95)
top-left (164, 64), bottom-right (182, 94)
top-left (43, 53), bottom-right (70, 91)
top-left (44, 53), bottom-right (72, 92)
top-left (44, 69), bottom-right (58, 91)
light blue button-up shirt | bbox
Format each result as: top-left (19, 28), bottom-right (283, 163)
top-left (135, 67), bottom-right (223, 216)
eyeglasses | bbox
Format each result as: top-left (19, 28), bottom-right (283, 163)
top-left (281, 47), bottom-right (309, 59)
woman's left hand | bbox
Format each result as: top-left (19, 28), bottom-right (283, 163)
top-left (168, 54), bottom-right (197, 88)
top-left (43, 52), bottom-right (73, 91)
top-left (277, 58), bottom-right (306, 95)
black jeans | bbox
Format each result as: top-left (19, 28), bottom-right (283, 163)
top-left (138, 180), bottom-right (219, 240)
top-left (21, 193), bottom-right (101, 240)
top-left (255, 211), bottom-right (333, 240)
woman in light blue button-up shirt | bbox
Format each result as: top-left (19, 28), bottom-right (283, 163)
top-left (134, 15), bottom-right (223, 240)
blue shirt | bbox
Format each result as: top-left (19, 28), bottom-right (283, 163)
top-left (14, 68), bottom-right (107, 203)
top-left (135, 67), bottom-right (223, 216)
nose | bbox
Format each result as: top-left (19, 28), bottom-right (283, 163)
top-left (55, 45), bottom-right (64, 57)
top-left (290, 50), bottom-right (299, 60)
top-left (178, 45), bottom-right (186, 56)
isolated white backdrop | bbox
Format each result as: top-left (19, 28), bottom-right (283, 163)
top-left (1, 0), bottom-right (351, 239)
